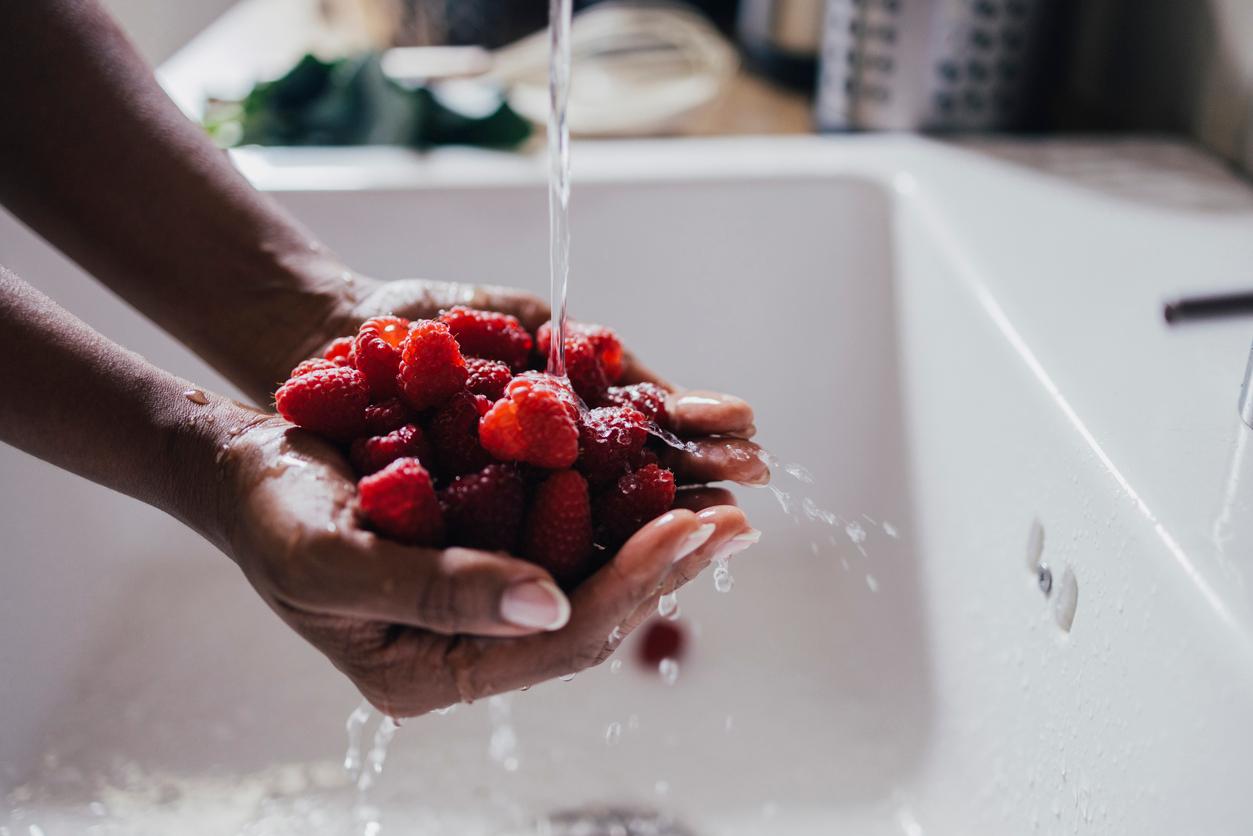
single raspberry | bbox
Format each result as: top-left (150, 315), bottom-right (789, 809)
top-left (464, 357), bottom-right (512, 401)
top-left (275, 365), bottom-right (368, 440)
top-left (595, 463), bottom-right (676, 550)
top-left (637, 619), bottom-right (685, 668)
top-left (397, 320), bottom-right (468, 412)
top-left (323, 337), bottom-right (355, 366)
top-left (361, 398), bottom-right (412, 436)
top-left (357, 457), bottom-right (444, 546)
top-left (562, 333), bottom-right (611, 404)
top-left (537, 321), bottom-right (624, 382)
top-left (439, 463), bottom-right (527, 552)
top-left (522, 470), bottom-right (596, 588)
top-left (439, 306), bottom-right (534, 371)
top-left (426, 391), bottom-right (493, 477)
top-left (479, 372), bottom-right (581, 469)
top-left (578, 406), bottom-right (649, 485)
top-left (290, 358), bottom-right (338, 378)
top-left (602, 383), bottom-right (671, 428)
top-left (354, 316), bottom-right (410, 399)
top-left (350, 423), bottom-right (432, 476)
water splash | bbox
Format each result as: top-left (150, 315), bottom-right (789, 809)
top-left (645, 423), bottom-right (701, 455)
top-left (488, 695), bottom-right (521, 772)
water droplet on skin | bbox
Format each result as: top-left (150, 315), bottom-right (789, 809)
top-left (865, 574), bottom-right (880, 592)
top-left (519, 685), bottom-right (530, 692)
top-left (605, 722), bottom-right (622, 745)
top-left (183, 388), bottom-right (208, 405)
top-left (434, 704), bottom-right (457, 716)
top-left (659, 657), bottom-right (679, 686)
top-left (560, 672), bottom-right (576, 682)
top-left (609, 659), bottom-right (623, 674)
top-left (607, 626), bottom-right (623, 645)
top-left (341, 271), bottom-right (355, 286)
top-left (657, 591), bottom-right (678, 618)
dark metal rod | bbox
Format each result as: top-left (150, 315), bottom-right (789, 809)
top-left (1163, 290), bottom-right (1253, 325)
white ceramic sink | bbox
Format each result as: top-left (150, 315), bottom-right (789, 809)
top-left (4, 21), bottom-right (1253, 830)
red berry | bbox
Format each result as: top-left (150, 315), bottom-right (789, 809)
top-left (357, 458), bottom-right (444, 546)
top-left (290, 358), bottom-right (338, 378)
top-left (397, 320), bottom-right (468, 411)
top-left (426, 391), bottom-right (493, 477)
top-left (350, 423), bottom-right (432, 476)
top-left (479, 372), bottom-right (581, 469)
top-left (440, 306), bottom-right (533, 372)
top-left (354, 316), bottom-right (410, 399)
top-left (323, 337), bottom-right (355, 366)
top-left (439, 463), bottom-right (527, 552)
top-left (464, 357), bottom-right (512, 401)
top-left (602, 383), bottom-right (671, 429)
top-left (361, 398), bottom-right (412, 436)
top-left (537, 321), bottom-right (624, 382)
top-left (275, 365), bottom-right (368, 440)
top-left (578, 406), bottom-right (649, 485)
top-left (562, 333), bottom-right (610, 404)
top-left (595, 463), bottom-right (676, 549)
top-left (637, 619), bottom-right (685, 668)
top-left (522, 470), bottom-right (596, 588)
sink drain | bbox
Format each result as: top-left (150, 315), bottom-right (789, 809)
top-left (540, 805), bottom-right (696, 836)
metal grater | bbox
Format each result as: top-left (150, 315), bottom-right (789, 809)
top-left (815, 0), bottom-right (1052, 131)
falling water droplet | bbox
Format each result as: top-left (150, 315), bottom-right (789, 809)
top-left (865, 574), bottom-right (880, 592)
top-left (783, 462), bottom-right (814, 483)
top-left (882, 522), bottom-right (900, 539)
top-left (713, 559), bottom-right (734, 593)
top-left (605, 722), bottom-right (622, 745)
top-left (659, 657), bottom-right (679, 686)
top-left (657, 591), bottom-right (678, 618)
top-left (183, 388), bottom-right (208, 405)
top-left (845, 521), bottom-right (867, 545)
top-left (343, 701), bottom-right (374, 778)
top-left (609, 659), bottom-right (623, 674)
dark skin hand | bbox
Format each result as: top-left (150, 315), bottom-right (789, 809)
top-left (0, 1), bottom-right (770, 716)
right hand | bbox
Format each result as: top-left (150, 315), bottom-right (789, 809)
top-left (213, 412), bottom-right (753, 717)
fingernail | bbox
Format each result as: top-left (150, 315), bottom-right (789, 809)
top-left (714, 529), bottom-right (761, 561)
top-left (501, 579), bottom-right (570, 631)
top-left (674, 523), bottom-right (716, 563)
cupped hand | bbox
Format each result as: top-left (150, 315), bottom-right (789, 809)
top-left (217, 413), bottom-right (755, 717)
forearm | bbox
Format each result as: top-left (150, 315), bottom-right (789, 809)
top-left (0, 0), bottom-right (355, 402)
top-left (0, 266), bottom-right (257, 549)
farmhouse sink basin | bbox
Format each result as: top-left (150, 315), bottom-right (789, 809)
top-left (5, 120), bottom-right (1253, 834)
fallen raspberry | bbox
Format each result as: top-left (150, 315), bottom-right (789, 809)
top-left (637, 619), bottom-right (685, 668)
top-left (602, 382), bottom-right (670, 428)
top-left (522, 469), bottom-right (596, 588)
top-left (426, 391), bottom-right (493, 477)
top-left (361, 398), bottom-right (411, 436)
top-left (357, 457), bottom-right (443, 546)
top-left (479, 372), bottom-right (581, 469)
top-left (275, 365), bottom-right (368, 440)
top-left (578, 406), bottom-right (649, 485)
top-left (537, 321), bottom-right (624, 383)
top-left (290, 358), bottom-right (338, 378)
top-left (595, 463), bottom-right (676, 549)
top-left (397, 320), bottom-right (468, 412)
top-left (354, 316), bottom-right (410, 399)
top-left (439, 463), bottom-right (527, 552)
top-left (464, 357), bottom-right (512, 401)
top-left (350, 423), bottom-right (432, 476)
top-left (323, 337), bottom-right (355, 366)
top-left (440, 306), bottom-right (533, 372)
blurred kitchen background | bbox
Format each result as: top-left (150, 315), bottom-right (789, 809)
top-left (104, 0), bottom-right (1253, 174)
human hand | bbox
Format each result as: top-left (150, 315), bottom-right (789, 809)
top-left (213, 410), bottom-right (755, 716)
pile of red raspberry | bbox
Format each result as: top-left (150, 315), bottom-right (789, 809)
top-left (275, 307), bottom-right (677, 588)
